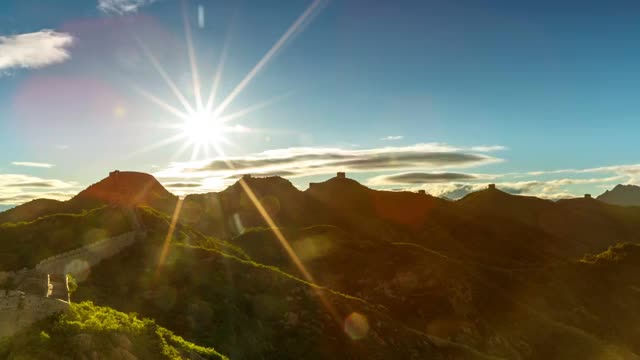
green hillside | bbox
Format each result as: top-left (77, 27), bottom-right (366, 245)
top-left (0, 301), bottom-right (227, 360)
top-left (0, 206), bottom-right (132, 271)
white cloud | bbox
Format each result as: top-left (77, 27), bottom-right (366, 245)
top-left (98, 0), bottom-right (157, 14)
top-left (368, 172), bottom-right (492, 185)
top-left (0, 30), bottom-right (73, 71)
top-left (154, 143), bottom-right (504, 190)
top-left (508, 164), bottom-right (640, 188)
top-left (380, 135), bottom-right (403, 141)
top-left (11, 162), bottom-right (55, 168)
top-left (0, 174), bottom-right (78, 206)
top-left (151, 142), bottom-right (632, 200)
top-left (470, 145), bottom-right (508, 152)
top-left (406, 176), bottom-right (624, 200)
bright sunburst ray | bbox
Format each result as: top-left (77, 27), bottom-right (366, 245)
top-left (125, 133), bottom-right (187, 158)
top-left (217, 92), bottom-right (293, 124)
top-left (136, 38), bottom-right (196, 116)
top-left (212, 0), bottom-right (325, 119)
top-left (209, 143), bottom-right (344, 325)
top-left (190, 142), bottom-right (201, 161)
top-left (204, 20), bottom-right (232, 115)
top-left (132, 85), bottom-right (191, 121)
top-left (133, 0), bottom-right (325, 163)
top-left (171, 140), bottom-right (195, 162)
top-left (182, 0), bottom-right (204, 112)
top-left (156, 197), bottom-right (184, 277)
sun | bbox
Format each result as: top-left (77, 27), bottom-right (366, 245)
top-left (181, 112), bottom-right (225, 146)
top-left (132, 0), bottom-right (324, 162)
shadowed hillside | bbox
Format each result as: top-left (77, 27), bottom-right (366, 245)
top-left (598, 184), bottom-right (640, 207)
top-left (0, 171), bottom-right (178, 225)
top-left (0, 199), bottom-right (63, 225)
top-left (0, 206), bottom-right (132, 271)
top-left (72, 170), bottom-right (177, 211)
top-left (179, 175), bottom-right (316, 239)
top-left (3, 172), bottom-right (640, 359)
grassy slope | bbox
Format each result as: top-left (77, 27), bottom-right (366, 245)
top-left (226, 224), bottom-right (640, 359)
top-left (73, 207), bottom-right (503, 360)
top-left (0, 301), bottom-right (227, 360)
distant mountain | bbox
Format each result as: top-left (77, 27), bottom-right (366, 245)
top-left (71, 170), bottom-right (177, 210)
top-left (457, 185), bottom-right (555, 226)
top-left (0, 198), bottom-right (63, 224)
top-left (0, 171), bottom-right (177, 224)
top-left (598, 184), bottom-right (640, 207)
top-left (180, 175), bottom-right (312, 238)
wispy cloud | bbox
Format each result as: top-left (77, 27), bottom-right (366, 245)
top-left (522, 164), bottom-right (640, 182)
top-left (11, 161), bottom-right (55, 168)
top-left (470, 145), bottom-right (508, 152)
top-left (380, 135), bottom-right (403, 141)
top-left (0, 174), bottom-right (77, 206)
top-left (154, 143), bottom-right (504, 189)
top-left (369, 172), bottom-right (487, 185)
top-left (153, 142), bottom-right (631, 200)
top-left (164, 182), bottom-right (202, 188)
top-left (0, 30), bottom-right (73, 72)
top-left (407, 176), bottom-right (624, 200)
top-left (98, 0), bottom-right (157, 14)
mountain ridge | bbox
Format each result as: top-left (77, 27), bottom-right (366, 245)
top-left (4, 171), bottom-right (640, 359)
top-left (597, 183), bottom-right (640, 207)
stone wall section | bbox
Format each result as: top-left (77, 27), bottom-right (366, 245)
top-left (0, 209), bottom-right (145, 337)
top-left (0, 291), bottom-right (69, 337)
top-left (36, 232), bottom-right (137, 276)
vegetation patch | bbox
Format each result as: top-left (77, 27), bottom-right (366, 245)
top-left (0, 207), bottom-right (132, 271)
top-left (0, 301), bottom-right (227, 360)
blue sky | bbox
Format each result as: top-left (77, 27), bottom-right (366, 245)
top-left (2, 0), bottom-right (640, 209)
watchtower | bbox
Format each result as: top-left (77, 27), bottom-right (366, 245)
top-left (418, 190), bottom-right (426, 195)
top-left (488, 184), bottom-right (496, 190)
top-left (585, 194), bottom-right (592, 199)
top-left (337, 172), bottom-right (346, 179)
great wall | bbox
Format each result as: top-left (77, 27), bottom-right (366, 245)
top-left (35, 232), bottom-right (138, 275)
top-left (0, 208), bottom-right (146, 337)
top-left (0, 291), bottom-right (69, 337)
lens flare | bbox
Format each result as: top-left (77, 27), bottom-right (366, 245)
top-left (344, 312), bottom-right (370, 340)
